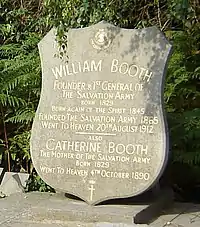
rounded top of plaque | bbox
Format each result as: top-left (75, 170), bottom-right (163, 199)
top-left (31, 21), bottom-right (172, 205)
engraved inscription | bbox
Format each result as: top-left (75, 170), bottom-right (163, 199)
top-left (31, 22), bottom-right (171, 204)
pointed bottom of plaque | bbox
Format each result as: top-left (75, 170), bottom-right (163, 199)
top-left (56, 186), bottom-right (174, 225)
top-left (0, 188), bottom-right (174, 226)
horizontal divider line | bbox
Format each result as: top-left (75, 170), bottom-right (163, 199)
top-left (75, 132), bottom-right (116, 136)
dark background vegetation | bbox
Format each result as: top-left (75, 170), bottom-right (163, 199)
top-left (0, 0), bottom-right (200, 200)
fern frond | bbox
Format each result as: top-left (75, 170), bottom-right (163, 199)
top-left (32, 88), bottom-right (41, 97)
top-left (192, 68), bottom-right (200, 79)
top-left (6, 107), bottom-right (35, 123)
top-left (2, 72), bottom-right (40, 93)
top-left (174, 151), bottom-right (200, 166)
top-left (183, 109), bottom-right (200, 118)
top-left (2, 53), bottom-right (38, 74)
top-left (0, 94), bottom-right (26, 107)
top-left (0, 44), bottom-right (22, 59)
top-left (1, 77), bottom-right (19, 92)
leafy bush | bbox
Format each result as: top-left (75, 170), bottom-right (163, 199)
top-left (25, 171), bottom-right (55, 192)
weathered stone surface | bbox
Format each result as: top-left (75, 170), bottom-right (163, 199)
top-left (1, 172), bottom-right (29, 187)
top-left (30, 21), bottom-right (172, 204)
top-left (0, 174), bottom-right (23, 196)
top-left (1, 222), bottom-right (147, 227)
top-left (0, 192), bottom-right (149, 226)
top-left (0, 192), bottom-right (200, 227)
top-left (1, 222), bottom-right (148, 227)
top-left (0, 172), bottom-right (29, 196)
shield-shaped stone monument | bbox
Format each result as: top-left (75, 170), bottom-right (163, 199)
top-left (30, 21), bottom-right (172, 205)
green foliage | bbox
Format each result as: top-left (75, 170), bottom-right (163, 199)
top-left (165, 15), bottom-right (200, 167)
top-left (0, 0), bottom-right (45, 173)
top-left (25, 172), bottom-right (55, 192)
top-left (44, 0), bottom-right (169, 41)
top-left (0, 36), bottom-right (41, 122)
top-left (8, 131), bottom-right (31, 167)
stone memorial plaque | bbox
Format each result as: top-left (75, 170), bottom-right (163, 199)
top-left (30, 21), bottom-right (172, 204)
